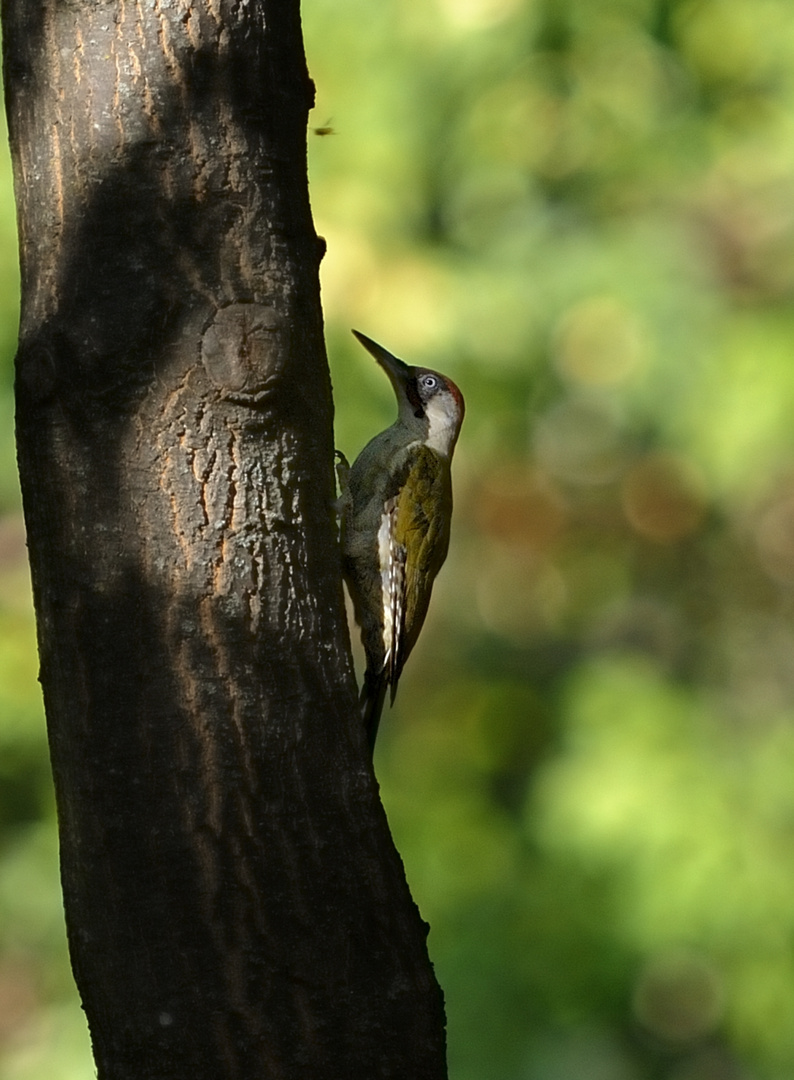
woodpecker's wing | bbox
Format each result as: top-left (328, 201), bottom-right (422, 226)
top-left (381, 443), bottom-right (452, 690)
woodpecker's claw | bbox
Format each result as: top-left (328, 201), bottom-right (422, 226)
top-left (334, 450), bottom-right (351, 520)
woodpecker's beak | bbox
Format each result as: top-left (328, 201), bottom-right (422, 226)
top-left (352, 330), bottom-right (411, 390)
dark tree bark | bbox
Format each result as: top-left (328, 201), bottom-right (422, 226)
top-left (2, 2), bottom-right (446, 1078)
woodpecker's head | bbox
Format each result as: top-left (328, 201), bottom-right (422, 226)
top-left (352, 330), bottom-right (465, 458)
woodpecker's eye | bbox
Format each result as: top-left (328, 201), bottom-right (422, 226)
top-left (420, 374), bottom-right (438, 392)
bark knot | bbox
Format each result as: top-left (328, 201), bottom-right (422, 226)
top-left (200, 302), bottom-right (284, 402)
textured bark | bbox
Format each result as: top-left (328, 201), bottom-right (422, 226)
top-left (2, 2), bottom-right (446, 1077)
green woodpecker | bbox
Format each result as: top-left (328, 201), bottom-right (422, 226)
top-left (341, 330), bottom-right (465, 748)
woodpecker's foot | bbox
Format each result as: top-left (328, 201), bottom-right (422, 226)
top-left (334, 450), bottom-right (351, 518)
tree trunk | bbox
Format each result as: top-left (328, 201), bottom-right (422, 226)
top-left (2, 2), bottom-right (446, 1077)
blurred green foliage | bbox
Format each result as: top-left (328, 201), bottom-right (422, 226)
top-left (2, 0), bottom-right (794, 1076)
top-left (311, 0), bottom-right (794, 1077)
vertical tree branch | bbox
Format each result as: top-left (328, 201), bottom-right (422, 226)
top-left (2, 1), bottom-right (447, 1076)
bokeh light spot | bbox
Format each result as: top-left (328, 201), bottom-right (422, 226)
top-left (621, 452), bottom-right (706, 542)
top-left (474, 466), bottom-right (568, 553)
top-left (436, 0), bottom-right (521, 31)
top-left (535, 398), bottom-right (628, 485)
top-left (554, 295), bottom-right (649, 387)
top-left (755, 484), bottom-right (794, 583)
top-left (633, 950), bottom-right (724, 1044)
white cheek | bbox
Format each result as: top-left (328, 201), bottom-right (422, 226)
top-left (424, 396), bottom-right (458, 456)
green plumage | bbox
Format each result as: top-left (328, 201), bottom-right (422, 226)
top-left (390, 444), bottom-right (452, 670)
top-left (341, 331), bottom-right (464, 748)
top-left (343, 440), bottom-right (451, 681)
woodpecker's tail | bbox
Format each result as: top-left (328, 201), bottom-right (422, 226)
top-left (361, 669), bottom-right (389, 750)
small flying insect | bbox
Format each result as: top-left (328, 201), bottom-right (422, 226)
top-left (312, 118), bottom-right (337, 136)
